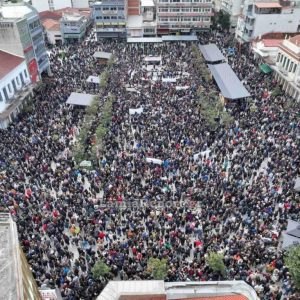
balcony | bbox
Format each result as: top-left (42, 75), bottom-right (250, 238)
top-left (158, 2), bottom-right (212, 7)
top-left (158, 12), bottom-right (213, 17)
top-left (102, 10), bottom-right (118, 15)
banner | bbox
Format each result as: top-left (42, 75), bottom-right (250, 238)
top-left (129, 107), bottom-right (143, 115)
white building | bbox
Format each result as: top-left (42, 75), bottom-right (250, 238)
top-left (273, 35), bottom-right (300, 101)
top-left (252, 38), bottom-right (282, 64)
top-left (236, 0), bottom-right (300, 43)
top-left (221, 0), bottom-right (244, 27)
top-left (0, 50), bottom-right (32, 128)
top-left (31, 0), bottom-right (91, 12)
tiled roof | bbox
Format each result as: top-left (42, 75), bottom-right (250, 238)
top-left (262, 39), bottom-right (282, 47)
top-left (42, 18), bottom-right (60, 31)
top-left (0, 50), bottom-right (24, 80)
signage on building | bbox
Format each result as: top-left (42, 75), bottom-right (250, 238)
top-left (39, 289), bottom-right (59, 300)
top-left (28, 59), bottom-right (39, 83)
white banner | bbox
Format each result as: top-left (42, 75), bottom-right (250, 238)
top-left (129, 107), bottom-right (143, 115)
top-left (146, 157), bottom-right (163, 165)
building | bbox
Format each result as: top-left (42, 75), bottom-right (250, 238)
top-left (40, 7), bottom-right (92, 45)
top-left (0, 50), bottom-right (33, 128)
top-left (0, 2), bottom-right (50, 80)
top-left (0, 213), bottom-right (42, 299)
top-left (221, 0), bottom-right (244, 27)
top-left (156, 0), bottom-right (213, 35)
top-left (236, 0), bottom-right (300, 43)
top-left (96, 280), bottom-right (259, 300)
top-left (93, 0), bottom-right (126, 39)
top-left (31, 0), bottom-right (93, 12)
top-left (126, 0), bottom-right (157, 37)
top-left (273, 35), bottom-right (300, 100)
top-left (252, 38), bottom-right (282, 64)
top-left (60, 12), bottom-right (89, 43)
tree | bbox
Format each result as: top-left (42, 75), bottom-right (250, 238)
top-left (271, 85), bottom-right (282, 97)
top-left (218, 10), bottom-right (231, 30)
top-left (147, 258), bottom-right (168, 280)
top-left (92, 260), bottom-right (111, 280)
top-left (206, 252), bottom-right (226, 276)
top-left (284, 245), bottom-right (300, 290)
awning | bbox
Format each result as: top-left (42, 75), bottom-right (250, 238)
top-left (259, 63), bottom-right (273, 74)
top-left (208, 63), bottom-right (251, 100)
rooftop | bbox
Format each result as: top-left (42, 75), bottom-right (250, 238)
top-left (262, 39), bottom-right (282, 47)
top-left (289, 34), bottom-right (300, 46)
top-left (42, 19), bottom-right (60, 31)
top-left (0, 51), bottom-right (25, 80)
top-left (254, 2), bottom-right (282, 8)
top-left (0, 4), bottom-right (33, 19)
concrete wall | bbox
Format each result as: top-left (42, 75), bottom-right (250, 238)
top-left (253, 9), bottom-right (300, 38)
top-left (0, 61), bottom-right (31, 113)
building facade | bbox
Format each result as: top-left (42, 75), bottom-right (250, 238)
top-left (0, 2), bottom-right (50, 80)
top-left (273, 35), bottom-right (300, 101)
top-left (221, 0), bottom-right (244, 27)
top-left (156, 0), bottom-right (213, 35)
top-left (236, 0), bottom-right (300, 43)
top-left (93, 0), bottom-right (126, 39)
top-left (60, 13), bottom-right (88, 42)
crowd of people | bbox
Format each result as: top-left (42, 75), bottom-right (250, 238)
top-left (0, 30), bottom-right (299, 300)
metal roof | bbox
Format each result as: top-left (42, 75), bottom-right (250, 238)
top-left (162, 35), bottom-right (198, 42)
top-left (66, 92), bottom-right (95, 106)
top-left (282, 219), bottom-right (300, 249)
top-left (199, 44), bottom-right (225, 62)
top-left (127, 37), bottom-right (163, 43)
top-left (208, 63), bottom-right (251, 100)
top-left (93, 51), bottom-right (112, 59)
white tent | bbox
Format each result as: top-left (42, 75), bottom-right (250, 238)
top-left (144, 56), bottom-right (161, 62)
top-left (294, 177), bottom-right (300, 192)
top-left (66, 93), bottom-right (95, 106)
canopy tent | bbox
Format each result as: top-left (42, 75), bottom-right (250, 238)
top-left (199, 44), bottom-right (225, 63)
top-left (208, 63), bottom-right (251, 100)
top-left (259, 63), bottom-right (273, 74)
top-left (86, 76), bottom-right (100, 84)
top-left (127, 37), bottom-right (163, 43)
top-left (93, 51), bottom-right (112, 60)
top-left (66, 93), bottom-right (95, 106)
top-left (162, 35), bottom-right (198, 42)
top-left (294, 177), bottom-right (300, 192)
top-left (162, 78), bottom-right (176, 83)
top-left (282, 219), bottom-right (300, 249)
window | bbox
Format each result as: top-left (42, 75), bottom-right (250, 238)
top-left (170, 8), bottom-right (180, 12)
top-left (160, 0), bottom-right (169, 2)
top-left (16, 76), bottom-right (20, 85)
top-left (204, 8), bottom-right (211, 12)
top-left (111, 16), bottom-right (117, 19)
top-left (119, 7), bottom-right (124, 10)
top-left (0, 91), bottom-right (3, 102)
top-left (193, 8), bottom-right (199, 12)
top-left (104, 16), bottom-right (110, 19)
top-left (103, 7), bottom-right (109, 10)
top-left (110, 7), bottom-right (117, 10)
top-left (118, 16), bottom-right (124, 19)
top-left (182, 17), bottom-right (191, 21)
top-left (192, 17), bottom-right (199, 21)
top-left (277, 53), bottom-right (281, 62)
top-left (20, 72), bottom-right (25, 85)
top-left (96, 16), bottom-right (102, 19)
top-left (159, 8), bottom-right (168, 12)
top-left (171, 0), bottom-right (180, 2)
top-left (7, 84), bottom-right (11, 93)
top-left (293, 64), bottom-right (297, 73)
top-left (203, 17), bottom-right (210, 22)
top-left (289, 62), bottom-right (294, 72)
top-left (159, 17), bottom-right (168, 22)
top-left (24, 70), bottom-right (28, 78)
top-left (182, 8), bottom-right (190, 12)
top-left (169, 17), bottom-right (179, 21)
top-left (12, 79), bottom-right (17, 92)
